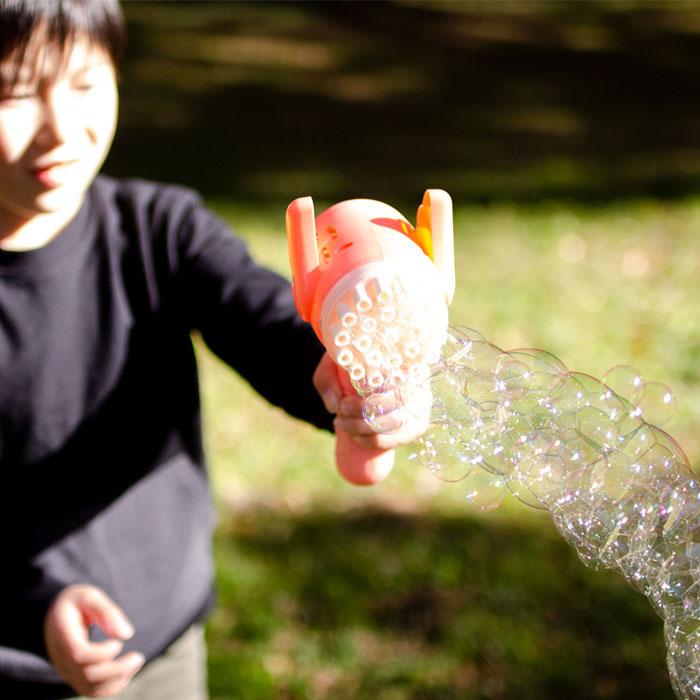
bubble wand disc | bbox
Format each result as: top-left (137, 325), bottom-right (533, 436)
top-left (286, 190), bottom-right (455, 485)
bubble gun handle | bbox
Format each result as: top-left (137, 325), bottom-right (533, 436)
top-left (332, 365), bottom-right (395, 484)
top-left (286, 191), bottom-right (455, 486)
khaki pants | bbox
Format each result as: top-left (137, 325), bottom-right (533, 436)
top-left (70, 625), bottom-right (208, 700)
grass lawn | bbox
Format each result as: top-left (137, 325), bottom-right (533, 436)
top-left (196, 197), bottom-right (699, 699)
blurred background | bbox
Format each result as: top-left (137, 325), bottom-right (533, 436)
top-left (110, 2), bottom-right (700, 698)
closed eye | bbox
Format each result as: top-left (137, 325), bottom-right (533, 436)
top-left (0, 90), bottom-right (37, 102)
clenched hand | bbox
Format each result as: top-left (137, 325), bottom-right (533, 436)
top-left (44, 584), bottom-right (145, 698)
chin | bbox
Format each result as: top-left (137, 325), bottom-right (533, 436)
top-left (34, 184), bottom-right (87, 215)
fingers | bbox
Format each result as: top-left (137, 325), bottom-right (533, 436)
top-left (333, 406), bottom-right (404, 436)
top-left (79, 651), bottom-right (145, 697)
top-left (344, 421), bottom-right (425, 450)
top-left (44, 584), bottom-right (144, 697)
top-left (53, 603), bottom-right (120, 665)
top-left (73, 586), bottom-right (135, 641)
top-left (313, 352), bottom-right (342, 413)
top-left (333, 397), bottom-right (414, 450)
top-left (316, 351), bottom-right (432, 449)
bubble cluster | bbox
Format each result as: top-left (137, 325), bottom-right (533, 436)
top-left (398, 326), bottom-right (698, 699)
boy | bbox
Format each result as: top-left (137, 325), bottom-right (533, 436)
top-left (0, 1), bottom-right (409, 697)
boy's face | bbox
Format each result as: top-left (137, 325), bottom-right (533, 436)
top-left (0, 35), bottom-right (118, 226)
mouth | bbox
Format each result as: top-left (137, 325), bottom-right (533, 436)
top-left (30, 160), bottom-right (80, 188)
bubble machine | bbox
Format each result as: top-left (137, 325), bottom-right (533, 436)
top-left (286, 190), bottom-right (455, 485)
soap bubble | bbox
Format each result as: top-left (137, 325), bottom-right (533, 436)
top-left (463, 468), bottom-right (507, 511)
top-left (576, 405), bottom-right (620, 454)
top-left (393, 325), bottom-right (696, 699)
top-left (619, 420), bottom-right (656, 460)
top-left (362, 391), bottom-right (405, 433)
top-left (667, 627), bottom-right (700, 700)
top-left (420, 422), bottom-right (473, 482)
top-left (639, 381), bottom-right (678, 426)
top-left (603, 365), bottom-right (645, 405)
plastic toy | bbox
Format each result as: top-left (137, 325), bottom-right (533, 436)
top-left (286, 190), bottom-right (455, 485)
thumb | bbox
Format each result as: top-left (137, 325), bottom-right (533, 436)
top-left (75, 586), bottom-right (135, 641)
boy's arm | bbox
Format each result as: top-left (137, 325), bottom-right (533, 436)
top-left (163, 195), bottom-right (333, 429)
top-left (158, 191), bottom-right (425, 447)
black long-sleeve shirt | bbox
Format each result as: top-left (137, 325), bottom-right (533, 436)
top-left (0, 176), bottom-right (331, 699)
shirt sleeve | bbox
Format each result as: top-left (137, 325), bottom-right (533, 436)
top-left (160, 191), bottom-right (334, 432)
top-left (0, 569), bottom-right (66, 676)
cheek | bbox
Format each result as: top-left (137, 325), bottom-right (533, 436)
top-left (87, 88), bottom-right (118, 146)
top-left (0, 107), bottom-right (40, 163)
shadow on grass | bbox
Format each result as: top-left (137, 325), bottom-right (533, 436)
top-left (209, 507), bottom-right (672, 699)
top-left (108, 1), bottom-right (700, 206)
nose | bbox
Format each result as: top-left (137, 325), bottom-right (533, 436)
top-left (35, 88), bottom-right (77, 148)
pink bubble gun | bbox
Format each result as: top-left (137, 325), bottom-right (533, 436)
top-left (286, 190), bottom-right (455, 485)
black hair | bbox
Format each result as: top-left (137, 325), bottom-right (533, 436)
top-left (0, 0), bottom-right (125, 87)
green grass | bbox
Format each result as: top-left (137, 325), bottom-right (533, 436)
top-left (196, 198), bottom-right (699, 699)
top-left (207, 510), bottom-right (669, 700)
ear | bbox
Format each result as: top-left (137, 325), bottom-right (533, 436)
top-left (286, 196), bottom-right (319, 320)
top-left (418, 189), bottom-right (455, 304)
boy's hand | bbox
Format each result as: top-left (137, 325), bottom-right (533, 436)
top-left (313, 353), bottom-right (430, 449)
top-left (44, 584), bottom-right (145, 698)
